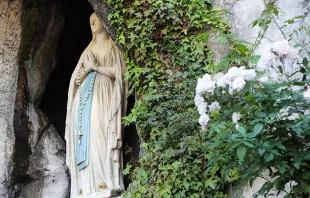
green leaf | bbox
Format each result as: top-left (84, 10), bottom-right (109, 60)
top-left (238, 126), bottom-right (247, 136)
top-left (276, 143), bottom-right (286, 150)
top-left (242, 141), bottom-right (255, 148)
top-left (303, 57), bottom-right (308, 67)
top-left (278, 65), bottom-right (283, 74)
top-left (255, 112), bottom-right (267, 118)
top-left (251, 55), bottom-right (261, 64)
top-left (252, 123), bottom-right (264, 136)
top-left (218, 35), bottom-right (227, 45)
top-left (258, 148), bottom-right (265, 156)
top-left (237, 145), bottom-right (246, 161)
top-left (237, 44), bottom-right (247, 55)
top-left (264, 153), bottom-right (274, 162)
top-left (273, 8), bottom-right (279, 16)
top-left (294, 162), bottom-right (301, 169)
top-left (202, 32), bottom-right (209, 42)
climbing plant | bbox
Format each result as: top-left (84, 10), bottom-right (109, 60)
top-left (103, 0), bottom-right (238, 197)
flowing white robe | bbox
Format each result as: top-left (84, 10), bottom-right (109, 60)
top-left (65, 39), bottom-right (127, 198)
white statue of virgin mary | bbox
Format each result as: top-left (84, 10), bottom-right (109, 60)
top-left (65, 13), bottom-right (127, 198)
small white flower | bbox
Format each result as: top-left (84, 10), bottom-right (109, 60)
top-left (235, 124), bottom-right (240, 130)
top-left (303, 86), bottom-right (310, 101)
top-left (209, 101), bottom-right (221, 112)
top-left (232, 77), bottom-right (246, 91)
top-left (271, 40), bottom-right (299, 59)
top-left (232, 112), bottom-right (241, 123)
top-left (259, 76), bottom-right (269, 83)
top-left (199, 113), bottom-right (210, 127)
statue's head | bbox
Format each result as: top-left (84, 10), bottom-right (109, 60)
top-left (90, 13), bottom-right (105, 35)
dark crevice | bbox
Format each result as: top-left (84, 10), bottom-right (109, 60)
top-left (40, 0), bottom-right (94, 138)
top-left (11, 66), bottom-right (32, 198)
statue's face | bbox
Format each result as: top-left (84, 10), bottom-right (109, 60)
top-left (90, 13), bottom-right (105, 34)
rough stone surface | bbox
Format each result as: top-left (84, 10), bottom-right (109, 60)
top-left (0, 1), bottom-right (22, 197)
top-left (20, 125), bottom-right (69, 198)
top-left (88, 0), bottom-right (117, 42)
top-left (19, 2), bottom-right (69, 198)
top-left (0, 0), bottom-right (69, 197)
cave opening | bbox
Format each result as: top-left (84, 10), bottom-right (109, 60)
top-left (39, 0), bottom-right (139, 188)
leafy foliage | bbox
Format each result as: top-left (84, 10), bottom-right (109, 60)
top-left (104, 0), bottom-right (234, 197)
top-left (195, 3), bottom-right (310, 197)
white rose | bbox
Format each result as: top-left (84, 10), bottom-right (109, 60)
top-left (197, 101), bottom-right (207, 115)
top-left (232, 77), bottom-right (246, 91)
top-left (227, 67), bottom-right (241, 77)
top-left (194, 94), bottom-right (207, 115)
top-left (232, 112), bottom-right (241, 123)
top-left (216, 75), bottom-right (227, 88)
top-left (202, 73), bottom-right (212, 81)
top-left (224, 73), bottom-right (236, 85)
top-left (209, 101), bottom-right (221, 112)
top-left (212, 72), bottom-right (224, 81)
top-left (196, 76), bottom-right (216, 95)
top-left (243, 69), bottom-right (256, 81)
top-left (199, 113), bottom-right (210, 127)
top-left (194, 94), bottom-right (204, 106)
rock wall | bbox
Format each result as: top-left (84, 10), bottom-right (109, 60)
top-left (0, 0), bottom-right (69, 197)
top-left (0, 1), bottom-right (22, 197)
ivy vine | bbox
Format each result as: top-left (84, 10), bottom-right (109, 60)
top-left (104, 0), bottom-right (239, 197)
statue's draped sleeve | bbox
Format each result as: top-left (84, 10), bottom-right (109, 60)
top-left (108, 45), bottom-right (128, 162)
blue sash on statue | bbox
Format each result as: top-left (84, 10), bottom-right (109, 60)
top-left (75, 72), bottom-right (97, 171)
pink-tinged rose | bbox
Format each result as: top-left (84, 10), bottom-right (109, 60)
top-left (271, 40), bottom-right (299, 59)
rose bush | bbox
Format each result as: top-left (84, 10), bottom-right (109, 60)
top-left (195, 37), bottom-right (310, 197)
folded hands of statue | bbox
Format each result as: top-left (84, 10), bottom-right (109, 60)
top-left (84, 49), bottom-right (98, 71)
